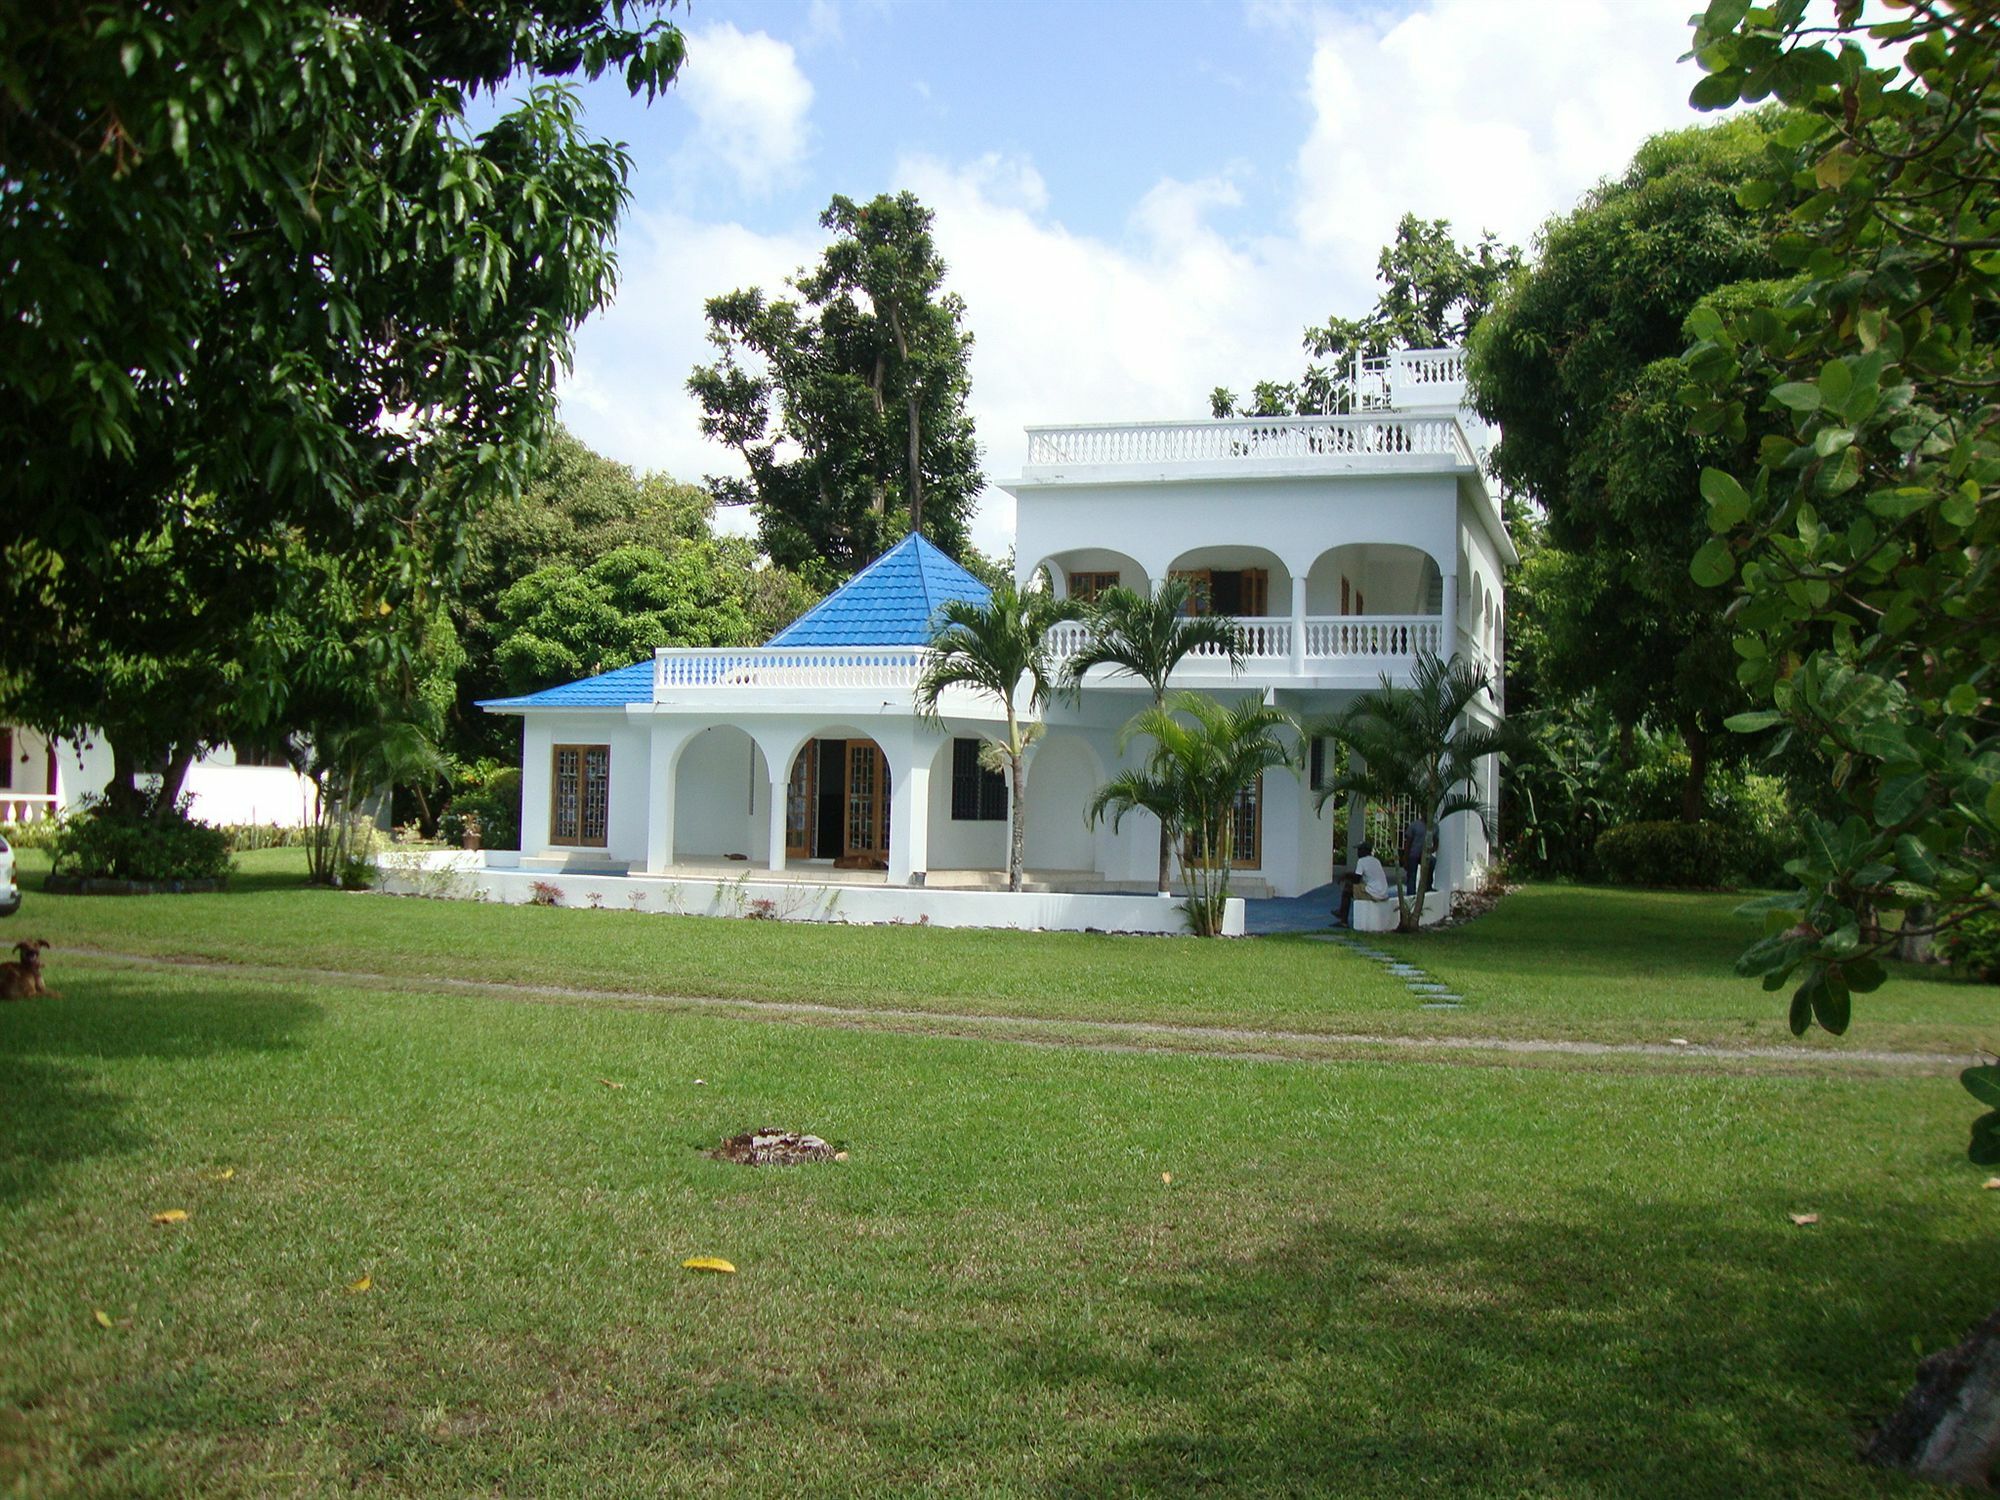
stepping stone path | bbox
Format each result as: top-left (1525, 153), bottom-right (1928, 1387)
top-left (1317, 932), bottom-right (1471, 1011)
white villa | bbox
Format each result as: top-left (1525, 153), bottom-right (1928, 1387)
top-left (0, 727), bottom-right (320, 828)
top-left (458, 349), bottom-right (1511, 932)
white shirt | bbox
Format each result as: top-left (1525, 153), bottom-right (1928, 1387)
top-left (1354, 855), bottom-right (1391, 900)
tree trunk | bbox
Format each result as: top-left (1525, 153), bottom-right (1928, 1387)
top-left (905, 387), bottom-right (924, 534)
top-left (1157, 822), bottom-right (1173, 896)
top-left (1007, 747), bottom-right (1025, 894)
top-left (1898, 902), bottom-right (1937, 965)
top-left (1867, 1305), bottom-right (2000, 1489)
top-left (159, 741), bottom-right (197, 815)
top-left (1679, 719), bottom-right (1709, 824)
top-left (104, 738), bottom-right (145, 818)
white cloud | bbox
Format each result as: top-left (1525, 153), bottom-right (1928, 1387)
top-left (561, 0), bottom-right (1721, 560)
top-left (1294, 0), bottom-right (1701, 259)
top-left (676, 23), bottom-right (814, 194)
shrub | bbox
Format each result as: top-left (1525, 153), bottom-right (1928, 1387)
top-left (1939, 908), bottom-right (2000, 984)
top-left (441, 767), bottom-right (522, 850)
top-left (0, 818), bottom-right (63, 851)
top-left (1593, 820), bottom-right (1756, 889)
top-left (50, 803), bottom-right (233, 883)
top-left (220, 822), bottom-right (310, 851)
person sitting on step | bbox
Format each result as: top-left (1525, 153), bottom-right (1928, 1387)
top-left (1337, 841), bottom-right (1391, 927)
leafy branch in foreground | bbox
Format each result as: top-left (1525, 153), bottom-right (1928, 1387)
top-left (1678, 0), bottom-right (1997, 1065)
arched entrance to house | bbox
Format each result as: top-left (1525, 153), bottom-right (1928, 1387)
top-left (782, 730), bottom-right (893, 869)
top-left (672, 725), bottom-right (772, 864)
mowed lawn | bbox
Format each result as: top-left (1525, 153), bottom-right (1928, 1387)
top-left (1, 858), bottom-right (1995, 1496)
top-left (6, 848), bottom-right (1990, 1053)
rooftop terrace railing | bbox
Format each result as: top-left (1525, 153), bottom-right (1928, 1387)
top-left (1022, 412), bottom-right (1476, 470)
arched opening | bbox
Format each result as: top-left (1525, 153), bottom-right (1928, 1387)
top-left (774, 727), bottom-right (894, 870)
top-left (1162, 545), bottom-right (1291, 622)
top-left (1031, 547), bottom-right (1149, 605)
top-left (1024, 732), bottom-right (1102, 874)
top-left (1307, 543), bottom-right (1443, 618)
top-left (673, 726), bottom-right (771, 866)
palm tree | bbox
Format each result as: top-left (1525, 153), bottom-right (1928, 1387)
top-left (1309, 651), bottom-right (1509, 932)
top-left (1088, 692), bottom-right (1297, 936)
top-left (916, 579), bottom-right (1082, 892)
top-left (1063, 579), bottom-right (1246, 892)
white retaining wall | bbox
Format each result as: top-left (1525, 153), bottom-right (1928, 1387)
top-left (375, 850), bottom-right (1244, 937)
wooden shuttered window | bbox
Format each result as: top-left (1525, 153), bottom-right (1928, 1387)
top-left (950, 737), bottom-right (1007, 821)
top-left (550, 744), bottom-right (610, 847)
top-left (1068, 570), bottom-right (1121, 604)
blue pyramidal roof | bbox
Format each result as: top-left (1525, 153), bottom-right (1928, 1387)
top-left (766, 533), bottom-right (990, 646)
top-left (480, 534), bottom-right (990, 712)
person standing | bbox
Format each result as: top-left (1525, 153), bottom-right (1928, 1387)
top-left (1401, 815), bottom-right (1428, 896)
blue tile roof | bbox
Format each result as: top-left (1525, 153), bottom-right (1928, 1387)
top-left (766, 534), bottom-right (990, 647)
top-left (478, 659), bottom-right (655, 712)
top-left (480, 535), bottom-right (991, 712)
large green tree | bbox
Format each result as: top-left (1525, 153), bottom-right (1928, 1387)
top-left (449, 427), bottom-right (817, 760)
top-left (0, 1), bottom-right (684, 806)
top-left (1211, 215), bottom-right (1518, 418)
top-left (688, 191), bottom-right (981, 572)
top-left (1470, 114), bottom-right (1786, 819)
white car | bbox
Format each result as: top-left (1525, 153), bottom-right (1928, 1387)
top-left (0, 832), bottom-right (18, 917)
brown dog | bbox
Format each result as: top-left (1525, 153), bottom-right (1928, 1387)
top-left (0, 939), bottom-right (56, 1000)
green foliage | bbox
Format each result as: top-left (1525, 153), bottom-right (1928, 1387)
top-left (1938, 909), bottom-right (2000, 986)
top-left (689, 191), bottom-right (980, 571)
top-left (1065, 580), bottom-right (1247, 890)
top-left (1089, 694), bottom-right (1298, 937)
top-left (441, 767), bottom-right (523, 852)
top-left (917, 582), bottom-right (1081, 892)
top-left (1310, 653), bottom-right (1508, 931)
top-left (0, 820), bottom-right (63, 853)
top-left (0, 3), bottom-right (682, 809)
top-left (49, 802), bottom-right (232, 884)
top-left (1471, 114), bottom-right (1789, 811)
top-left (1678, 1), bottom-right (1999, 1088)
top-left (1213, 214), bottom-right (1517, 417)
top-left (492, 544), bottom-right (763, 694)
top-left (1594, 820), bottom-right (1763, 890)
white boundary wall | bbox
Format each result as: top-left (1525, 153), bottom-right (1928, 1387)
top-left (375, 850), bottom-right (1244, 937)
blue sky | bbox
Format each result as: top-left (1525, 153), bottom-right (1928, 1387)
top-left (538, 0), bottom-right (1721, 554)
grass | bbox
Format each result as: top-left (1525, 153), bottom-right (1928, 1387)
top-left (2, 859), bottom-right (1994, 1495)
top-left (7, 849), bottom-right (1989, 1053)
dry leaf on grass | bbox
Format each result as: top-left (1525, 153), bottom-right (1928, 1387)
top-left (212, 1168), bottom-right (235, 1181)
top-left (1162, 1172), bottom-right (1173, 1185)
top-left (1789, 1213), bottom-right (1820, 1227)
top-left (597, 1079), bottom-right (624, 1090)
top-left (150, 1209), bottom-right (189, 1225)
top-left (682, 1257), bottom-right (736, 1274)
top-left (1983, 1178), bottom-right (2000, 1191)
top-left (833, 1151), bottom-right (849, 1162)
top-left (93, 1310), bottom-right (113, 1329)
top-left (348, 1275), bottom-right (372, 1294)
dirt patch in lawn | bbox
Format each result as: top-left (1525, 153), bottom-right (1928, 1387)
top-left (712, 1130), bottom-right (845, 1166)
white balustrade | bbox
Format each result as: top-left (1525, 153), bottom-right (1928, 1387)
top-left (1024, 412), bottom-right (1475, 470)
top-left (1300, 615), bottom-right (1443, 659)
top-left (0, 792), bottom-right (58, 823)
top-left (654, 646), bottom-right (928, 697)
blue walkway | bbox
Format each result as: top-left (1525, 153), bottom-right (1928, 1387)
top-left (1242, 881), bottom-right (1341, 935)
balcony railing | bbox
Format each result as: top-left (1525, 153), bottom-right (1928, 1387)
top-left (1022, 412), bottom-right (1476, 470)
top-left (653, 618), bottom-right (1447, 701)
top-left (654, 646), bottom-right (928, 696)
top-left (0, 792), bottom-right (58, 823)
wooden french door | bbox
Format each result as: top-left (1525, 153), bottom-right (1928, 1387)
top-left (844, 740), bottom-right (890, 864)
top-left (785, 749), bottom-right (816, 858)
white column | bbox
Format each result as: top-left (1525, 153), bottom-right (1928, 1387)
top-left (1289, 572), bottom-right (1308, 675)
top-left (1443, 570), bottom-right (1459, 661)
top-left (643, 724), bottom-right (677, 875)
top-left (888, 759), bottom-right (930, 885)
top-left (766, 767), bottom-right (789, 873)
